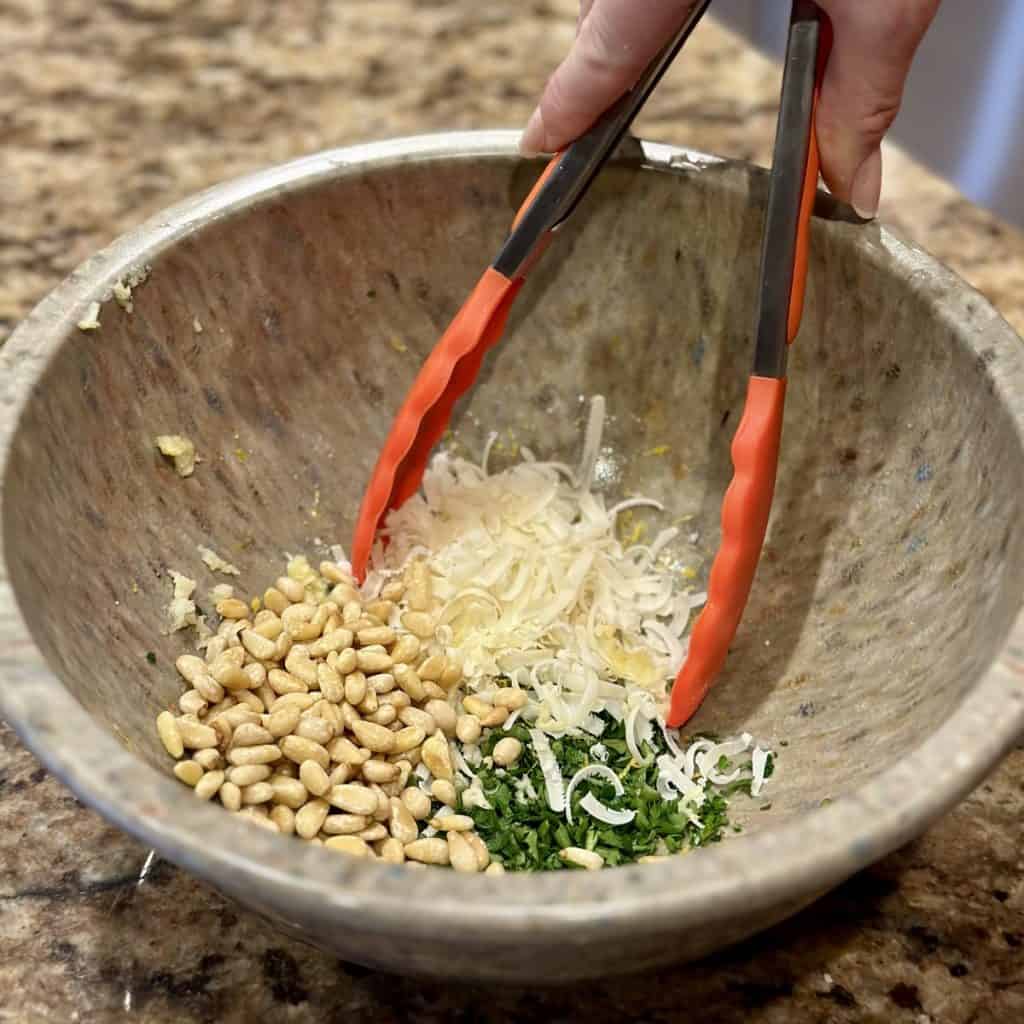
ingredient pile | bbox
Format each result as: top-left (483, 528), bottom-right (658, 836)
top-left (155, 398), bottom-right (773, 872)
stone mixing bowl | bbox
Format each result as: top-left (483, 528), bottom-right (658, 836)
top-left (2, 132), bottom-right (1024, 983)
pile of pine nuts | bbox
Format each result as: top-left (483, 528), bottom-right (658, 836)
top-left (156, 558), bottom-right (518, 873)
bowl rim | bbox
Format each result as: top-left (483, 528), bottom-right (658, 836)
top-left (2, 130), bottom-right (1024, 944)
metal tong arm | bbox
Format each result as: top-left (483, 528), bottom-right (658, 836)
top-left (493, 0), bottom-right (714, 280)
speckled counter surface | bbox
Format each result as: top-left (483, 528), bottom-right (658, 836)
top-left (1, 2), bottom-right (1022, 1021)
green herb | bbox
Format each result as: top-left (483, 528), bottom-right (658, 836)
top-left (462, 711), bottom-right (760, 872)
top-left (145, 651), bottom-right (157, 665)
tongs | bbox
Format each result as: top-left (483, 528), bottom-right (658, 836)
top-left (667, 1), bottom-right (831, 726)
top-left (350, 0), bottom-right (714, 577)
top-left (351, 0), bottom-right (831, 730)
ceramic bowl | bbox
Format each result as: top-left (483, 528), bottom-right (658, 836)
top-left (2, 132), bottom-right (1023, 982)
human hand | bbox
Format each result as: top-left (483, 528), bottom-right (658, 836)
top-left (520, 0), bottom-right (941, 219)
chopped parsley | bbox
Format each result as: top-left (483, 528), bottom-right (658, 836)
top-left (461, 711), bottom-right (770, 872)
top-left (144, 651), bottom-right (157, 665)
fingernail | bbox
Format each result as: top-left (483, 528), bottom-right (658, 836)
top-left (850, 148), bottom-right (882, 220)
top-left (519, 108), bottom-right (546, 157)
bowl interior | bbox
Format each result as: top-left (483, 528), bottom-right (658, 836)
top-left (5, 148), bottom-right (1024, 835)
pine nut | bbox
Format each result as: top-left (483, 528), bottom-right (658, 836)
top-left (327, 736), bottom-right (366, 766)
top-left (421, 681), bottom-right (447, 701)
top-left (357, 824), bottom-right (388, 842)
top-left (447, 831), bottom-right (479, 873)
top-left (176, 654), bottom-right (211, 687)
top-left (356, 626), bottom-right (393, 648)
top-left (429, 814), bottom-right (474, 832)
top-left (220, 782), bottom-right (242, 811)
top-left (266, 704), bottom-right (301, 739)
top-left (227, 743), bottom-right (282, 766)
top-left (256, 684), bottom-right (277, 711)
top-left (176, 718), bottom-right (218, 750)
top-left (430, 779), bottom-right (457, 807)
top-left (455, 715), bottom-right (481, 745)
top-left (364, 783), bottom-right (386, 820)
top-left (273, 632), bottom-right (293, 661)
top-left (204, 636), bottom-right (228, 665)
top-left (268, 669), bottom-right (307, 696)
top-left (480, 707), bottom-right (509, 728)
top-left (344, 672), bottom-right (368, 705)
top-left (493, 688), bottom-right (528, 711)
top-left (334, 694), bottom-right (358, 725)
top-left (485, 862), bottom-right (505, 876)
top-left (299, 760), bottom-right (331, 797)
top-left (276, 577), bottom-right (305, 603)
top-left (351, 719), bottom-right (395, 754)
top-left (194, 770), bottom-right (225, 801)
top-left (216, 597), bottom-right (250, 620)
top-left (192, 672), bottom-right (225, 704)
top-left (194, 748), bottom-right (223, 771)
top-left (406, 561), bottom-right (432, 611)
top-left (318, 561), bottom-right (351, 585)
top-left (227, 764), bottom-right (272, 787)
top-left (210, 717), bottom-right (232, 750)
top-left (231, 722), bottom-right (274, 748)
top-left (212, 664), bottom-right (252, 692)
top-left (388, 796), bottom-right (420, 843)
top-left (285, 648), bottom-right (319, 687)
top-left (271, 777), bottom-right (308, 810)
top-left (418, 654), bottom-right (446, 682)
top-left (241, 629), bottom-right (277, 661)
top-left (157, 712), bottom-right (184, 758)
top-left (322, 813), bottom-right (369, 835)
top-left (400, 611), bottom-right (434, 638)
top-left (328, 763), bottom-right (352, 786)
top-left (264, 587), bottom-right (289, 614)
top-left (440, 657), bottom-right (463, 690)
top-left (401, 788), bottom-right (431, 820)
top-left (393, 664), bottom-right (426, 702)
top-left (236, 690), bottom-right (265, 714)
top-left (365, 599), bottom-right (394, 622)
top-left (238, 811), bottom-right (279, 832)
top-left (241, 782), bottom-right (274, 805)
top-left (243, 662), bottom-right (267, 687)
top-left (365, 705), bottom-right (397, 727)
top-left (295, 717), bottom-right (334, 746)
top-left (391, 726), bottom-right (425, 755)
top-left (332, 647), bottom-right (358, 675)
top-left (462, 695), bottom-right (491, 718)
top-left (390, 634), bottom-right (420, 665)
top-left (424, 700), bottom-right (456, 737)
top-left (559, 847), bottom-right (604, 870)
top-left (342, 600), bottom-right (362, 625)
top-left (325, 836), bottom-right (371, 858)
top-left (380, 690), bottom-right (411, 712)
top-left (271, 692), bottom-right (318, 714)
top-left (404, 838), bottom-right (449, 865)
top-left (178, 690), bottom-right (208, 717)
top-left (174, 760), bottom-right (203, 786)
top-left (357, 690), bottom-right (380, 719)
top-left (329, 784), bottom-right (378, 816)
top-left (465, 832), bottom-right (491, 871)
top-left (356, 649), bottom-right (392, 673)
top-left (270, 805), bottom-right (295, 835)
top-left (399, 707), bottom-right (435, 732)
top-left (314, 662), bottom-right (344, 703)
top-left (319, 701), bottom-right (344, 734)
top-left (281, 602), bottom-right (315, 631)
top-left (295, 798), bottom-right (330, 839)
top-left (362, 759), bottom-right (399, 784)
top-left (492, 737), bottom-right (523, 767)
top-left (309, 628), bottom-right (354, 658)
top-left (379, 837), bottom-right (405, 863)
top-left (214, 646), bottom-right (247, 670)
top-left (281, 735), bottom-right (329, 770)
top-left (367, 672), bottom-right (396, 695)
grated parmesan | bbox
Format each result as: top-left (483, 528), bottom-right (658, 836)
top-left (198, 545), bottom-right (240, 576)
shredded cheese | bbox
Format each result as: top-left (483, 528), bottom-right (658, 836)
top-left (375, 396), bottom-right (702, 733)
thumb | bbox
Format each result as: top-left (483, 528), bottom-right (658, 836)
top-left (815, 0), bottom-right (939, 218)
top-left (521, 0), bottom-right (700, 155)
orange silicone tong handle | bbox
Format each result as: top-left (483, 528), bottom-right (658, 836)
top-left (350, 157), bottom-right (562, 579)
top-left (667, 13), bottom-right (831, 728)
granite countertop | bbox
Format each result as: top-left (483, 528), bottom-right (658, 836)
top-left (2, 2), bottom-right (1023, 1021)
